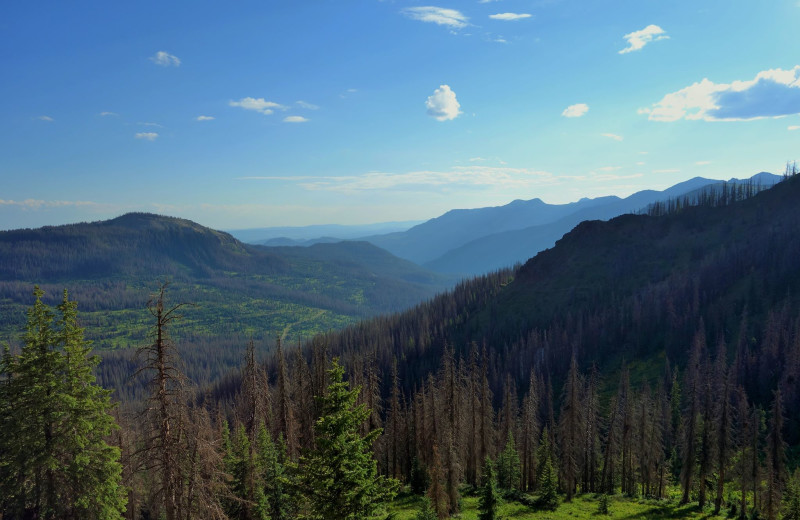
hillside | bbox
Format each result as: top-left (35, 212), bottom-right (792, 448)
top-left (307, 172), bottom-right (799, 438)
top-left (0, 213), bottom-right (448, 348)
top-left (423, 173), bottom-right (780, 275)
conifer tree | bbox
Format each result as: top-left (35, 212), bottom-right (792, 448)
top-left (0, 287), bottom-right (126, 519)
top-left (766, 390), bottom-right (788, 520)
top-left (298, 358), bottom-right (397, 519)
top-left (537, 426), bottom-right (559, 510)
top-left (497, 431), bottom-right (521, 493)
top-left (258, 426), bottom-right (291, 520)
top-left (478, 457), bottom-right (501, 520)
top-left (559, 353), bottom-right (581, 501)
top-left (784, 469), bottom-right (800, 520)
top-left (427, 443), bottom-right (449, 519)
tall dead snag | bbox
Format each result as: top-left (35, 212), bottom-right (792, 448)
top-left (135, 282), bottom-right (226, 520)
top-left (136, 282), bottom-right (190, 520)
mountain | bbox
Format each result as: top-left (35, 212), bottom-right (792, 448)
top-left (421, 173), bottom-right (780, 275)
top-left (228, 220), bottom-right (423, 244)
top-left (309, 173), bottom-right (799, 426)
top-left (0, 213), bottom-right (448, 348)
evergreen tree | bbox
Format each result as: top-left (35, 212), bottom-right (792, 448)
top-left (258, 426), bottom-right (291, 520)
top-left (414, 496), bottom-right (439, 520)
top-left (298, 358), bottom-right (398, 519)
top-left (537, 426), bottom-right (559, 510)
top-left (497, 431), bottom-right (521, 493)
top-left (410, 456), bottom-right (430, 495)
top-left (0, 287), bottom-right (126, 519)
top-left (478, 457), bottom-right (501, 520)
top-left (784, 469), bottom-right (800, 520)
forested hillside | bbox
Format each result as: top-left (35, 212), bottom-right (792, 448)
top-left (4, 172), bottom-right (800, 519)
top-left (0, 213), bottom-right (448, 348)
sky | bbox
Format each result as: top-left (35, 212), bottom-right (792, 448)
top-left (2, 0), bottom-right (800, 231)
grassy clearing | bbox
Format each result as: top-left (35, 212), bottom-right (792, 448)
top-left (389, 489), bottom-right (729, 519)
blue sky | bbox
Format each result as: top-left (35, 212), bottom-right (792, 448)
top-left (2, 0), bottom-right (799, 230)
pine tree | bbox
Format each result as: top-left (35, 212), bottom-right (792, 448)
top-left (783, 469), bottom-right (800, 520)
top-left (258, 426), bottom-right (291, 520)
top-left (478, 457), bottom-right (501, 520)
top-left (414, 496), bottom-right (439, 520)
top-left (0, 287), bottom-right (126, 519)
top-left (298, 358), bottom-right (398, 519)
top-left (766, 390), bottom-right (787, 520)
top-left (537, 426), bottom-right (559, 510)
top-left (497, 431), bottom-right (521, 493)
top-left (427, 443), bottom-right (449, 519)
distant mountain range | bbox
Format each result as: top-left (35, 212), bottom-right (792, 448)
top-left (367, 172), bottom-right (780, 275)
top-left (0, 213), bottom-right (447, 348)
top-left (227, 220), bottom-right (423, 245)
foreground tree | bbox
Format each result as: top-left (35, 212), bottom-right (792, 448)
top-left (0, 287), bottom-right (126, 519)
top-left (478, 457), bottom-right (501, 520)
top-left (298, 358), bottom-right (398, 519)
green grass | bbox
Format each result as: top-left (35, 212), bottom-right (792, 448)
top-left (389, 489), bottom-right (731, 520)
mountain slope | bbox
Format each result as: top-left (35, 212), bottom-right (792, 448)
top-left (0, 213), bottom-right (448, 347)
top-left (423, 173), bottom-right (780, 275)
top-left (310, 173), bottom-right (800, 438)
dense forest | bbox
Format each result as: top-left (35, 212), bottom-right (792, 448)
top-left (3, 171), bottom-right (800, 519)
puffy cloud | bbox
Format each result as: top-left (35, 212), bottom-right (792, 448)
top-left (283, 116), bottom-right (309, 123)
top-left (195, 115), bottom-right (215, 121)
top-left (639, 66), bottom-right (800, 121)
top-left (135, 132), bottom-right (158, 141)
top-left (402, 7), bottom-right (469, 29)
top-left (695, 160), bottom-right (711, 165)
top-left (789, 125), bottom-right (800, 131)
top-left (426, 85), bottom-right (462, 121)
top-left (601, 133), bottom-right (623, 141)
top-left (37, 115), bottom-right (54, 122)
top-left (150, 51), bottom-right (181, 67)
top-left (562, 103), bottom-right (588, 118)
top-left (296, 100), bottom-right (320, 110)
top-left (489, 12), bottom-right (531, 20)
top-left (619, 25), bottom-right (668, 54)
top-left (229, 97), bottom-right (287, 115)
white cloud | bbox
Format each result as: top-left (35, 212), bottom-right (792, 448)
top-left (99, 111), bottom-right (118, 117)
top-left (229, 97), bottom-right (287, 115)
top-left (562, 103), bottom-right (588, 118)
top-left (402, 7), bottom-right (469, 29)
top-left (469, 157), bottom-right (487, 162)
top-left (426, 84), bottom-right (462, 121)
top-left (479, 0), bottom-right (501, 3)
top-left (489, 13), bottom-right (531, 20)
top-left (789, 125), bottom-right (800, 130)
top-left (261, 166), bottom-right (556, 193)
top-left (283, 116), bottom-right (309, 123)
top-left (196, 115), bottom-right (215, 121)
top-left (37, 115), bottom-right (54, 122)
top-left (597, 166), bottom-right (621, 172)
top-left (639, 66), bottom-right (800, 122)
top-left (150, 51), bottom-right (181, 67)
top-left (653, 169), bottom-right (680, 173)
top-left (296, 100), bottom-right (320, 110)
top-left (138, 122), bottom-right (163, 127)
top-left (695, 160), bottom-right (711, 165)
top-left (636, 161), bottom-right (646, 166)
top-left (135, 132), bottom-right (158, 141)
top-left (601, 133), bottom-right (623, 141)
top-left (619, 25), bottom-right (668, 54)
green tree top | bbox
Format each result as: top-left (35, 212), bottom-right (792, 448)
top-left (299, 357), bottom-right (398, 520)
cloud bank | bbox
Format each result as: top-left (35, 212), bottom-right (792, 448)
top-left (639, 66), bottom-right (800, 121)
